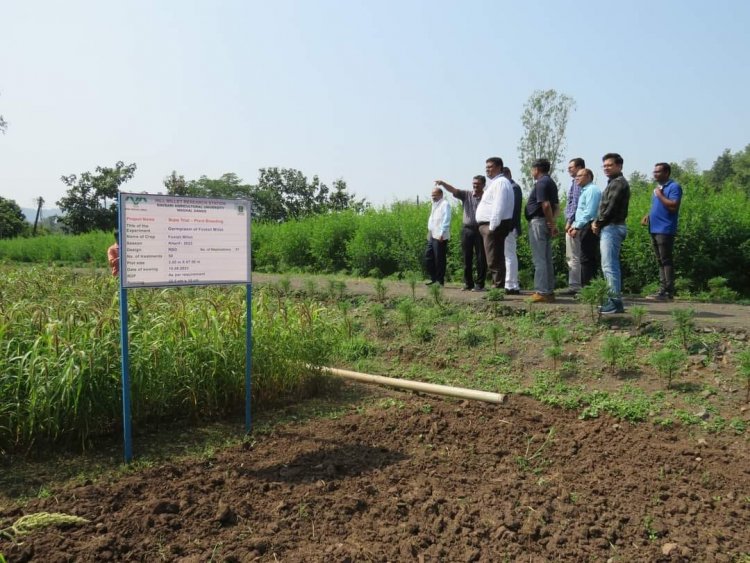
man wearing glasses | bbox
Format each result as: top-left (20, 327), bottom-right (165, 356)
top-left (567, 169), bottom-right (602, 288)
top-left (592, 153), bottom-right (630, 314)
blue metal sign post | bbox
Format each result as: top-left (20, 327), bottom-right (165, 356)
top-left (245, 283), bottom-right (253, 433)
top-left (117, 192), bottom-right (252, 462)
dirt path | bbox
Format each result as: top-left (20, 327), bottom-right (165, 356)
top-left (252, 273), bottom-right (750, 332)
top-left (2, 392), bottom-right (748, 562)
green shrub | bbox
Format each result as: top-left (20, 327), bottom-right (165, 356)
top-left (414, 323), bottom-right (435, 343)
top-left (622, 177), bottom-right (750, 295)
top-left (0, 231), bottom-right (113, 265)
top-left (339, 336), bottom-right (377, 361)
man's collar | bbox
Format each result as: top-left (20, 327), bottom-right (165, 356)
top-left (658, 178), bottom-right (673, 187)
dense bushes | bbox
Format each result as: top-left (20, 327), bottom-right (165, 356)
top-left (0, 230), bottom-right (113, 265)
top-left (2, 177), bottom-right (749, 295)
top-left (252, 182), bottom-right (750, 295)
top-left (621, 177), bottom-right (750, 295)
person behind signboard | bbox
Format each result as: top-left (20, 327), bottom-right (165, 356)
top-left (108, 230), bottom-right (119, 277)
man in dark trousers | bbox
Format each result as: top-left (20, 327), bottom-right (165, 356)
top-left (424, 187), bottom-right (452, 286)
top-left (641, 162), bottom-right (683, 301)
top-left (435, 176), bottom-right (487, 291)
top-left (567, 168), bottom-right (602, 288)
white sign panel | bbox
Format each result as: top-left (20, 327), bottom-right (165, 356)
top-left (120, 193), bottom-right (251, 288)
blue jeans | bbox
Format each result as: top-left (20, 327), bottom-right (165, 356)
top-left (600, 224), bottom-right (627, 298)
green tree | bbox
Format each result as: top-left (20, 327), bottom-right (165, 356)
top-left (186, 172), bottom-right (253, 199)
top-left (163, 170), bottom-right (188, 196)
top-left (730, 144), bottom-right (750, 196)
top-left (160, 169), bottom-right (366, 221)
top-left (517, 89), bottom-right (576, 190)
top-left (0, 196), bottom-right (27, 238)
top-left (56, 161), bottom-right (137, 234)
top-left (251, 168), bottom-right (366, 222)
top-left (704, 148), bottom-right (734, 189)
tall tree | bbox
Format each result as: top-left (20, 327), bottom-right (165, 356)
top-left (517, 89), bottom-right (576, 190)
top-left (163, 171), bottom-right (188, 196)
top-left (0, 196), bottom-right (27, 238)
top-left (731, 144), bottom-right (750, 196)
top-left (57, 161), bottom-right (137, 234)
top-left (704, 148), bottom-right (734, 189)
top-left (250, 168), bottom-right (366, 222)
top-left (186, 173), bottom-right (253, 199)
top-left (328, 178), bottom-right (367, 212)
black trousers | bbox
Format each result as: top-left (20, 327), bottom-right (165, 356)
top-left (461, 225), bottom-right (487, 289)
top-left (478, 220), bottom-right (512, 288)
top-left (578, 224), bottom-right (600, 287)
top-left (424, 236), bottom-right (448, 284)
top-left (651, 233), bottom-right (675, 295)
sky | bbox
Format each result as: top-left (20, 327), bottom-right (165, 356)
top-left (2, 0), bottom-right (749, 213)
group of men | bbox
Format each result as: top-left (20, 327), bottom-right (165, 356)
top-left (426, 154), bottom-right (683, 314)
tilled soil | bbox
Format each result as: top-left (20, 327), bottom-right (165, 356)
top-left (2, 392), bottom-right (748, 562)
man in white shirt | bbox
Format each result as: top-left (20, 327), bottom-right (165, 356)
top-left (425, 187), bottom-right (452, 286)
top-left (475, 157), bottom-right (514, 289)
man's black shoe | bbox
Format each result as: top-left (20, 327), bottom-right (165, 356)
top-left (505, 289), bottom-right (520, 295)
top-left (425, 281), bottom-right (436, 286)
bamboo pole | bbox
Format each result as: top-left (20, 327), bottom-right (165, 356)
top-left (319, 366), bottom-right (506, 404)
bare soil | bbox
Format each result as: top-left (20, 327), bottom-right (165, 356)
top-left (2, 274), bottom-right (749, 562)
top-left (2, 391), bottom-right (748, 562)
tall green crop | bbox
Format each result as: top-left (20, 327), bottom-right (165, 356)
top-left (0, 266), bottom-right (342, 451)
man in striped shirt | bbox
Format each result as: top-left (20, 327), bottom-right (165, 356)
top-left (435, 176), bottom-right (487, 291)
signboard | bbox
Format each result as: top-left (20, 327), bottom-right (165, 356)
top-left (120, 193), bottom-right (251, 288)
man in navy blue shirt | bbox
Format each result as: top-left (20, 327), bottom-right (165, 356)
top-left (525, 158), bottom-right (559, 302)
top-left (640, 162), bottom-right (683, 300)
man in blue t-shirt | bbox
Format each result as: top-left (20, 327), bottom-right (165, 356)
top-left (641, 162), bottom-right (683, 300)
